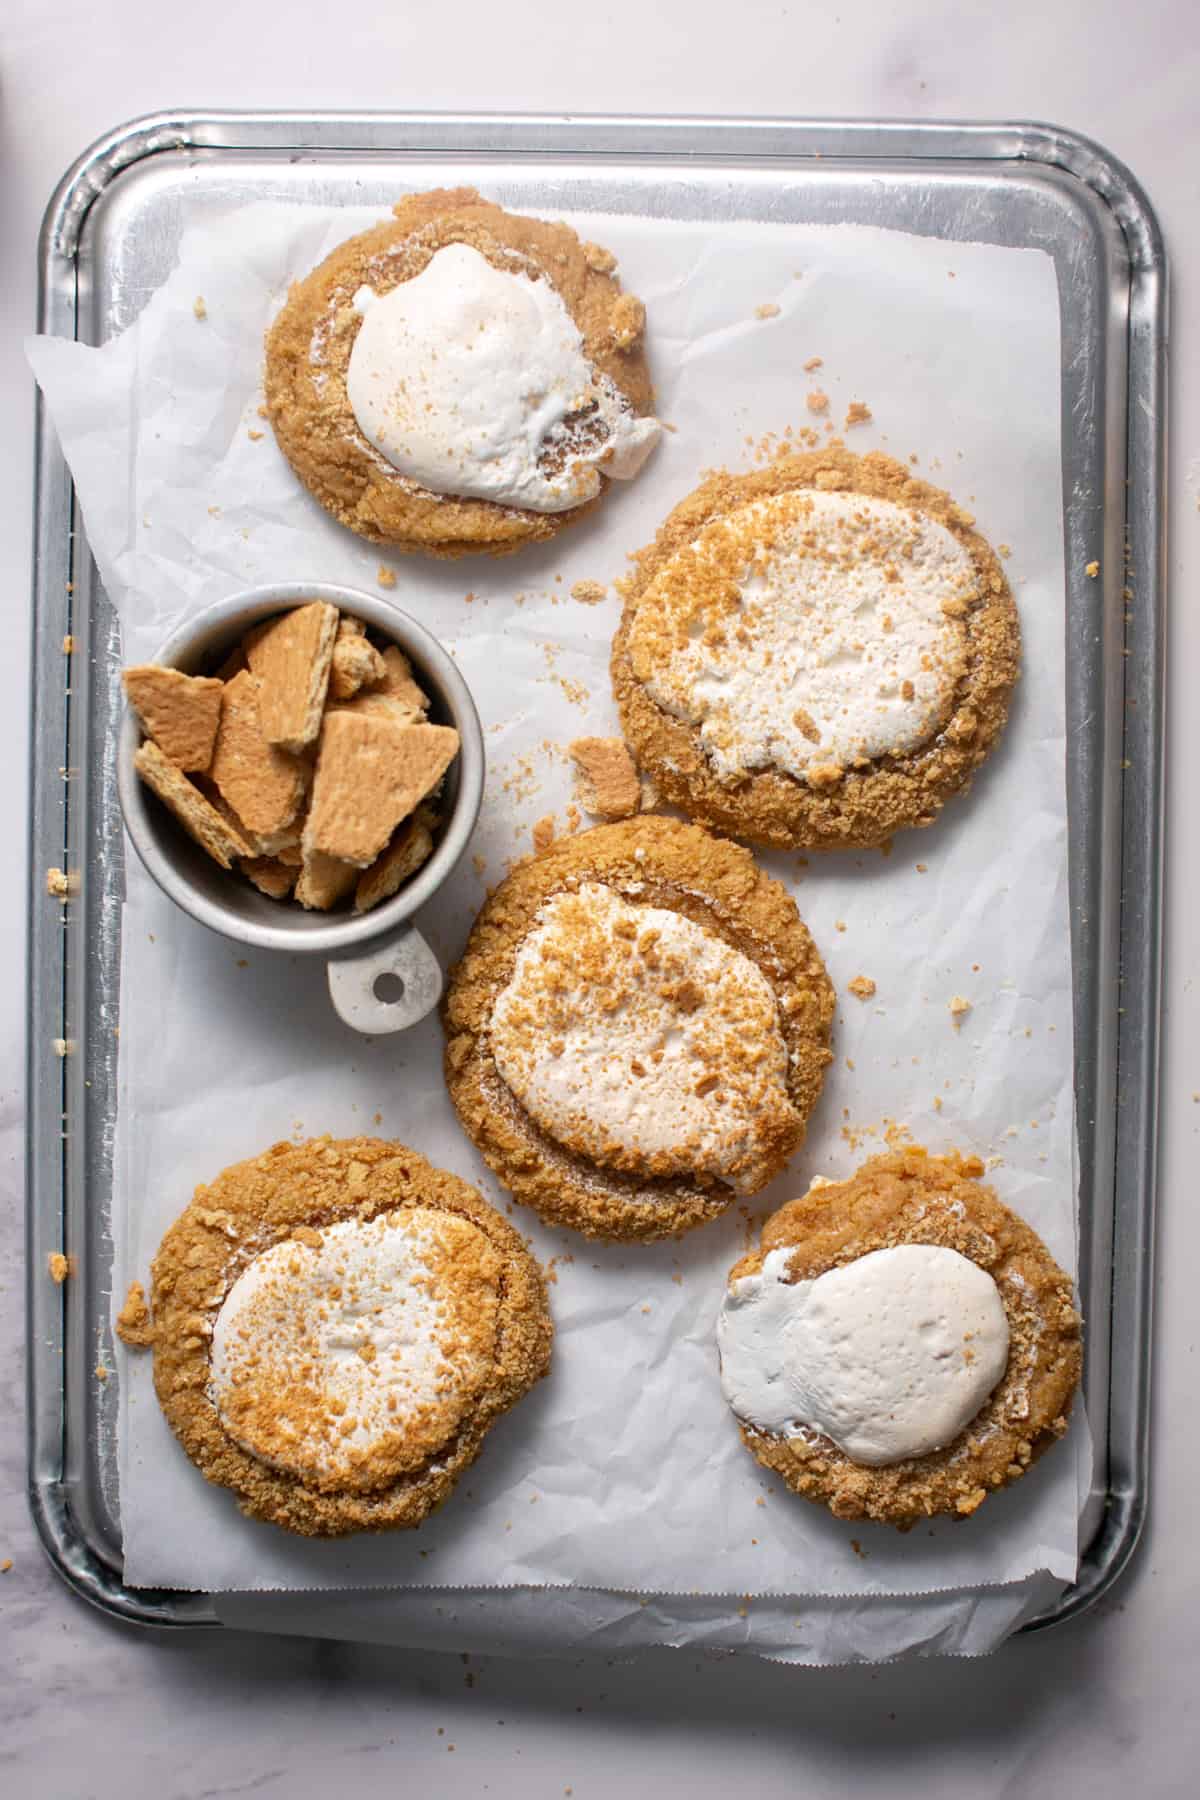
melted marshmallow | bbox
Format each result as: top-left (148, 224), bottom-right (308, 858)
top-left (630, 490), bottom-right (975, 780)
top-left (210, 1208), bottom-right (492, 1486)
top-left (717, 1242), bottom-right (1009, 1464)
top-left (490, 881), bottom-right (797, 1192)
top-left (346, 242), bottom-right (660, 512)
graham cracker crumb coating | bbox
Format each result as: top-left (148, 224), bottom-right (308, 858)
top-left (612, 448), bottom-right (1020, 851)
top-left (443, 817), bottom-right (834, 1242)
top-left (147, 1137), bottom-right (552, 1536)
top-left (264, 188), bottom-right (655, 559)
top-left (726, 1147), bottom-right (1082, 1527)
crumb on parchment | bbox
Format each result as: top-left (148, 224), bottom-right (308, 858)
top-left (532, 815), bottom-right (555, 853)
top-left (949, 995), bottom-right (973, 1028)
top-left (570, 579), bottom-right (607, 606)
top-left (806, 389), bottom-right (830, 415)
top-left (568, 737), bottom-right (641, 820)
top-left (755, 303), bottom-right (781, 320)
top-left (193, 296), bottom-right (207, 321)
top-left (844, 402), bottom-right (873, 429)
top-left (847, 975), bottom-right (876, 1000)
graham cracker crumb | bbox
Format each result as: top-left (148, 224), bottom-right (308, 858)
top-left (46, 867), bottom-right (72, 899)
top-left (116, 1280), bottom-right (154, 1348)
top-left (755, 303), bottom-right (781, 320)
top-left (806, 389), bottom-right (830, 415)
top-left (570, 579), bottom-right (607, 606)
top-left (532, 815), bottom-right (556, 853)
top-left (193, 296), bottom-right (207, 321)
top-left (48, 1251), bottom-right (69, 1284)
top-left (1085, 560), bottom-right (1101, 579)
top-left (0, 1560), bottom-right (11, 1574)
top-left (803, 356), bottom-right (823, 372)
top-left (847, 975), bottom-right (876, 1000)
top-left (377, 566), bottom-right (398, 589)
top-left (247, 428), bottom-right (264, 441)
top-left (62, 634), bottom-right (75, 654)
top-left (608, 293), bottom-right (645, 351)
top-left (949, 994), bottom-right (972, 1027)
top-left (583, 241), bottom-right (617, 275)
top-left (844, 402), bottom-right (873, 429)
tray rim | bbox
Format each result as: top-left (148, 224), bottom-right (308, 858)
top-left (26, 108), bottom-right (1165, 1643)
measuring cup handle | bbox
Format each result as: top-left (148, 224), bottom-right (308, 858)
top-left (326, 926), bottom-right (443, 1035)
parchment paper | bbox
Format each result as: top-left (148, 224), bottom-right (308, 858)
top-left (28, 201), bottom-right (1086, 1638)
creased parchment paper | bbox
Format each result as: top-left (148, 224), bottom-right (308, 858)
top-left (29, 200), bottom-right (1087, 1654)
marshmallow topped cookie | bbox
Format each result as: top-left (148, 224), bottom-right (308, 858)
top-left (265, 188), bottom-right (659, 557)
top-left (717, 1148), bottom-right (1081, 1526)
top-left (443, 817), bottom-right (835, 1241)
top-left (613, 449), bottom-right (1019, 849)
top-left (137, 1138), bottom-right (552, 1536)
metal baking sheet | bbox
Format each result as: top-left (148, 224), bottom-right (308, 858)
top-left (26, 112), bottom-right (1165, 1637)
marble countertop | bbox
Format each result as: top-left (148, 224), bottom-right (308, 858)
top-left (3, 2), bottom-right (1197, 1794)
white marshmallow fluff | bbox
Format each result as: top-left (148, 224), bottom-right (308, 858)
top-left (717, 1241), bottom-right (1010, 1465)
top-left (210, 1209), bottom-right (473, 1485)
top-left (489, 881), bottom-right (795, 1192)
top-left (346, 242), bottom-right (660, 512)
top-left (631, 490), bottom-right (976, 780)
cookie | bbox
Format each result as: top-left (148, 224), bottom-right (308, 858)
top-left (717, 1147), bottom-right (1081, 1526)
top-left (443, 817), bottom-right (834, 1241)
top-left (138, 1137), bottom-right (552, 1537)
top-left (612, 448), bottom-right (1019, 850)
top-left (265, 188), bottom-right (659, 558)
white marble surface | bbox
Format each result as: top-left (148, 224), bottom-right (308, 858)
top-left (2, 2), bottom-right (1198, 1793)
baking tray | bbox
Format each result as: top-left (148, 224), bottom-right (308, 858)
top-left (26, 112), bottom-right (1165, 1639)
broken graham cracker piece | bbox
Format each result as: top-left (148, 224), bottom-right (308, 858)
top-left (374, 644), bottom-right (430, 716)
top-left (295, 849), bottom-right (358, 911)
top-left (568, 736), bottom-right (641, 820)
top-left (329, 690), bottom-right (424, 727)
top-left (123, 665), bottom-right (224, 772)
top-left (209, 670), bottom-right (307, 841)
top-left (304, 713), bottom-right (460, 867)
top-left (244, 600), bottom-right (338, 751)
top-left (355, 814), bottom-right (436, 913)
top-left (240, 855), bottom-right (299, 900)
top-left (134, 740), bottom-right (253, 870)
top-left (329, 634), bottom-right (387, 701)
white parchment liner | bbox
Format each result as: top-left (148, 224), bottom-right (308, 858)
top-left (28, 200), bottom-right (1087, 1646)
